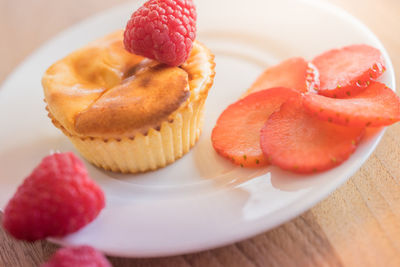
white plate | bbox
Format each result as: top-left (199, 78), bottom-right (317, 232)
top-left (0, 0), bottom-right (395, 258)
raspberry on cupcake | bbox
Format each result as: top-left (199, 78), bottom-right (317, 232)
top-left (124, 0), bottom-right (197, 66)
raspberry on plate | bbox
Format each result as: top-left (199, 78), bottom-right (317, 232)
top-left (2, 152), bottom-right (105, 241)
top-left (124, 0), bottom-right (197, 66)
top-left (41, 245), bottom-right (111, 267)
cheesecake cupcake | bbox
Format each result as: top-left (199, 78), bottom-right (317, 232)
top-left (42, 0), bottom-right (215, 173)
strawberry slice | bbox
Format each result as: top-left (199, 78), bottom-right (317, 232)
top-left (245, 57), bottom-right (319, 96)
top-left (260, 95), bottom-right (364, 173)
top-left (212, 87), bottom-right (299, 167)
top-left (313, 44), bottom-right (385, 98)
top-left (303, 82), bottom-right (400, 127)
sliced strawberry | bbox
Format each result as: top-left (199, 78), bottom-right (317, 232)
top-left (313, 44), bottom-right (385, 98)
top-left (303, 82), bottom-right (400, 127)
top-left (260, 95), bottom-right (364, 173)
top-left (245, 57), bottom-right (319, 96)
top-left (212, 87), bottom-right (299, 167)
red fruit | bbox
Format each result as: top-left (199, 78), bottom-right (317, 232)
top-left (212, 87), bottom-right (299, 167)
top-left (260, 95), bottom-right (364, 173)
top-left (303, 82), bottom-right (400, 127)
top-left (41, 245), bottom-right (111, 267)
top-left (313, 44), bottom-right (385, 98)
top-left (2, 153), bottom-right (105, 241)
top-left (245, 57), bottom-right (319, 96)
top-left (124, 0), bottom-right (197, 66)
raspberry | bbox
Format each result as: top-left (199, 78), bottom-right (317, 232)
top-left (124, 0), bottom-right (197, 66)
top-left (2, 152), bottom-right (105, 241)
top-left (41, 245), bottom-right (111, 267)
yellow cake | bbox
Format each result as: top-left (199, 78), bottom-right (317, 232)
top-left (42, 31), bottom-right (215, 173)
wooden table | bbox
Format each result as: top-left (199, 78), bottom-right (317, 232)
top-left (1, 0), bottom-right (399, 266)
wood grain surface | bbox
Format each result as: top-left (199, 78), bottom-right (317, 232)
top-left (1, 0), bottom-right (399, 266)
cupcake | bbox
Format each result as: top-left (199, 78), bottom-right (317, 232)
top-left (42, 0), bottom-right (215, 173)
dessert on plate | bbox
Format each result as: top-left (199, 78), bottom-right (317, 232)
top-left (42, 0), bottom-right (215, 173)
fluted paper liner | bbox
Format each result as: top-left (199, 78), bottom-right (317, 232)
top-left (66, 98), bottom-right (205, 173)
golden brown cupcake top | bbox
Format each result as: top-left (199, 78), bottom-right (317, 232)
top-left (42, 31), bottom-right (214, 139)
